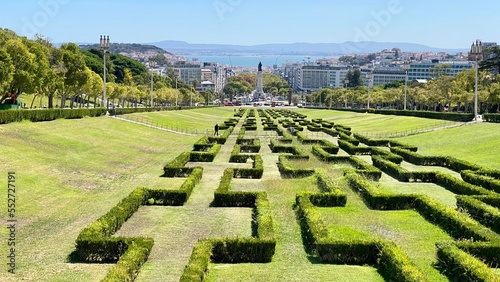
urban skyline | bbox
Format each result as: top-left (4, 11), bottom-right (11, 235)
top-left (1, 0), bottom-right (499, 49)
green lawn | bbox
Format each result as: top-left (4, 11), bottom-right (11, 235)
top-left (0, 116), bottom-right (198, 281)
top-left (294, 109), bottom-right (459, 135)
top-left (0, 108), bottom-right (498, 281)
top-left (123, 107), bottom-right (236, 132)
top-left (396, 122), bottom-right (500, 170)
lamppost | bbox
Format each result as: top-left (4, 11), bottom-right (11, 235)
top-left (474, 56), bottom-right (480, 121)
top-left (319, 87), bottom-right (322, 107)
top-left (366, 72), bottom-right (372, 110)
top-left (149, 60), bottom-right (155, 108)
top-left (329, 83), bottom-right (333, 108)
top-left (99, 35), bottom-right (110, 109)
top-left (403, 61), bottom-right (410, 110)
top-left (175, 76), bottom-right (178, 107)
top-left (344, 79), bottom-right (349, 108)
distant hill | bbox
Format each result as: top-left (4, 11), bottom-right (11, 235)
top-left (150, 40), bottom-right (467, 56)
top-left (79, 43), bottom-right (171, 55)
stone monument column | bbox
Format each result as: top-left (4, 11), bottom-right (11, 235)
top-left (256, 62), bottom-right (264, 98)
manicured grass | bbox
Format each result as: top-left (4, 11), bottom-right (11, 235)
top-left (1, 107), bottom-right (498, 281)
top-left (396, 122), bottom-right (500, 170)
top-left (319, 176), bottom-right (452, 282)
top-left (295, 109), bottom-right (459, 135)
top-left (0, 116), bottom-right (198, 281)
top-left (205, 177), bottom-right (384, 282)
top-left (124, 107), bottom-right (236, 132)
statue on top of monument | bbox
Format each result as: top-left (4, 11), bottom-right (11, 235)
top-left (258, 62), bottom-right (262, 72)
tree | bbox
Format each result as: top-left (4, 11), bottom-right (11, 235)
top-left (0, 47), bottom-right (14, 94)
top-left (345, 69), bottom-right (363, 87)
top-left (58, 43), bottom-right (90, 108)
top-left (3, 38), bottom-right (36, 94)
top-left (480, 46), bottom-right (500, 74)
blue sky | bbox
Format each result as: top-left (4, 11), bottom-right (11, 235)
top-left (1, 0), bottom-right (499, 49)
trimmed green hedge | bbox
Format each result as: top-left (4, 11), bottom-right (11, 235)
top-left (294, 192), bottom-right (426, 281)
top-left (338, 131), bottom-right (360, 145)
top-left (457, 195), bottom-right (500, 234)
top-left (163, 152), bottom-right (193, 177)
top-left (0, 108), bottom-right (107, 124)
top-left (321, 127), bottom-right (339, 137)
top-left (190, 144), bottom-right (221, 162)
top-left (371, 147), bottom-right (403, 164)
top-left (436, 242), bottom-right (500, 281)
top-left (461, 170), bottom-right (500, 193)
top-left (390, 147), bottom-right (482, 172)
top-left (324, 107), bottom-right (474, 122)
top-left (277, 155), bottom-right (315, 178)
top-left (353, 133), bottom-right (390, 147)
top-left (344, 172), bottom-right (500, 241)
top-left (483, 113), bottom-right (500, 123)
top-left (233, 155), bottom-right (264, 179)
top-left (148, 167), bottom-right (203, 206)
top-left (338, 139), bottom-right (371, 155)
top-left (389, 140), bottom-right (418, 152)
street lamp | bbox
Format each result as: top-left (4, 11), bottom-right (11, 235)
top-left (175, 76), bottom-right (178, 107)
top-left (99, 35), bottom-right (110, 109)
top-left (149, 59), bottom-right (155, 108)
top-left (474, 56), bottom-right (480, 121)
top-left (319, 87), bottom-right (322, 107)
top-left (329, 83), bottom-right (333, 108)
top-left (403, 61), bottom-right (410, 110)
top-left (344, 79), bottom-right (349, 108)
top-left (366, 72), bottom-right (372, 110)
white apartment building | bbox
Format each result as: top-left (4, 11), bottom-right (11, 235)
top-left (173, 61), bottom-right (202, 86)
top-left (408, 61), bottom-right (474, 80)
top-left (299, 65), bottom-right (349, 91)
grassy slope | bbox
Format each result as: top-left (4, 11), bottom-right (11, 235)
top-left (0, 116), bottom-right (199, 281)
top-left (0, 107), bottom-right (498, 281)
top-left (123, 107), bottom-right (236, 132)
top-left (397, 122), bottom-right (500, 170)
top-left (294, 109), bottom-right (458, 134)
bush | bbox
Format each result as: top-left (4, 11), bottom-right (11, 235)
top-left (456, 196), bottom-right (500, 234)
top-left (0, 108), bottom-right (107, 124)
top-left (461, 170), bottom-right (500, 193)
top-left (414, 195), bottom-right (499, 241)
top-left (353, 133), bottom-right (390, 147)
top-left (371, 147), bottom-right (403, 164)
top-left (436, 242), bottom-right (500, 281)
top-left (190, 144), bottom-right (221, 162)
top-left (338, 132), bottom-right (360, 146)
top-left (321, 127), bottom-right (339, 137)
top-left (277, 155), bottom-right (315, 178)
top-left (390, 147), bottom-right (482, 172)
top-left (338, 140), bottom-right (371, 155)
top-left (483, 113), bottom-right (500, 123)
top-left (344, 171), bottom-right (415, 210)
top-left (163, 152), bottom-right (192, 177)
top-left (233, 155), bottom-right (264, 179)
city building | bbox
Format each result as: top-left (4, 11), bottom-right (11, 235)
top-left (299, 65), bottom-right (349, 91)
top-left (173, 61), bottom-right (202, 87)
top-left (408, 61), bottom-right (474, 80)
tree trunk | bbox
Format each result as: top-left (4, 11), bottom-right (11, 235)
top-left (48, 92), bottom-right (54, 109)
top-left (30, 94), bottom-right (38, 109)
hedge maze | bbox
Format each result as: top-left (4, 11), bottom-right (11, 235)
top-left (73, 108), bottom-right (500, 281)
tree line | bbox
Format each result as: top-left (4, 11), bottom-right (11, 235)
top-left (308, 62), bottom-right (500, 113)
top-left (0, 28), bottom-right (208, 109)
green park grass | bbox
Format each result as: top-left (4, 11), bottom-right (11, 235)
top-left (123, 107), bottom-right (236, 132)
top-left (295, 108), bottom-right (459, 136)
top-left (0, 107), bottom-right (498, 281)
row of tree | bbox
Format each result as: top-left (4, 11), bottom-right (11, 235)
top-left (307, 68), bottom-right (500, 113)
top-left (0, 28), bottom-right (207, 109)
top-left (222, 72), bottom-right (291, 101)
